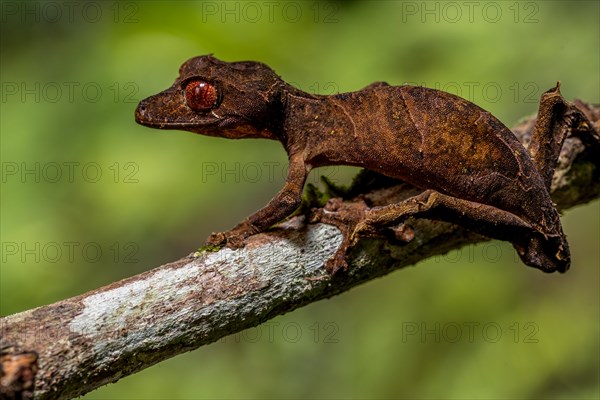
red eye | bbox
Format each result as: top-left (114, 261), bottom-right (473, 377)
top-left (184, 80), bottom-right (218, 112)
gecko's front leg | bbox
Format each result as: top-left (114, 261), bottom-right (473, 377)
top-left (206, 155), bottom-right (309, 249)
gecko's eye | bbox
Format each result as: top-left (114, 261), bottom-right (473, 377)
top-left (184, 80), bottom-right (219, 112)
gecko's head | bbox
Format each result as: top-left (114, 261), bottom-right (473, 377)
top-left (135, 55), bottom-right (284, 139)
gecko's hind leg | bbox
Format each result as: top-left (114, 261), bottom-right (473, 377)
top-left (352, 190), bottom-right (569, 273)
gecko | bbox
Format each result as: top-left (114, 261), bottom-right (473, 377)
top-left (135, 55), bottom-right (592, 274)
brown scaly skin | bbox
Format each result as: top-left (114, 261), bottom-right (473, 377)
top-left (135, 55), bottom-right (595, 274)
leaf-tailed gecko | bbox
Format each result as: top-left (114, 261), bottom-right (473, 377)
top-left (135, 55), bottom-right (592, 273)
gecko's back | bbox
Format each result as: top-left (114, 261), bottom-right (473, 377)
top-left (313, 85), bottom-right (559, 234)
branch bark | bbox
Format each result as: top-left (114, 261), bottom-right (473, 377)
top-left (2, 101), bottom-right (599, 400)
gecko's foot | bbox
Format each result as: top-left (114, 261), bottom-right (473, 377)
top-left (309, 197), bottom-right (372, 274)
top-left (205, 220), bottom-right (258, 249)
top-left (205, 231), bottom-right (246, 249)
top-left (205, 230), bottom-right (248, 249)
top-left (205, 231), bottom-right (227, 247)
top-left (311, 198), bottom-right (418, 274)
top-left (322, 218), bottom-right (392, 274)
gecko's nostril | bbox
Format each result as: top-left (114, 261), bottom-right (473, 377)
top-left (135, 102), bottom-right (148, 124)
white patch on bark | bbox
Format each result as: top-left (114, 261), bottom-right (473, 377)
top-left (68, 224), bottom-right (342, 356)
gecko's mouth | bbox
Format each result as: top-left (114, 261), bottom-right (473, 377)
top-left (135, 101), bottom-right (220, 129)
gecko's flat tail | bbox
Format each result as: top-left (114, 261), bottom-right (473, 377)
top-left (515, 234), bottom-right (570, 273)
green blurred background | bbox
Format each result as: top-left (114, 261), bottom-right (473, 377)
top-left (1, 0), bottom-right (598, 398)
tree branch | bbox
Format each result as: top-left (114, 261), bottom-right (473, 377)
top-left (1, 101), bottom-right (599, 400)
